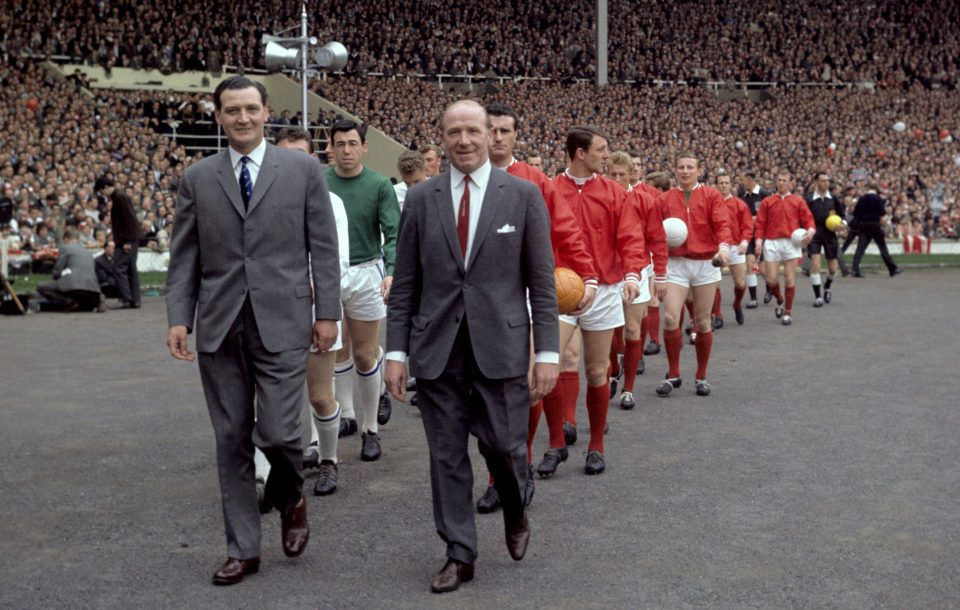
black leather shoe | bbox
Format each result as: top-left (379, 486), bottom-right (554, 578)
top-left (584, 450), bottom-right (605, 475)
top-left (636, 358), bottom-right (645, 375)
top-left (656, 377), bottom-right (681, 397)
top-left (360, 432), bottom-right (381, 461)
top-left (212, 557), bottom-right (260, 586)
top-left (734, 307), bottom-right (744, 325)
top-left (763, 291), bottom-right (773, 304)
top-left (695, 379), bottom-right (711, 396)
top-left (824, 289), bottom-right (832, 303)
top-left (302, 442), bottom-right (320, 470)
top-left (524, 464), bottom-right (535, 507)
top-left (852, 271), bottom-right (865, 278)
top-left (431, 559), bottom-right (474, 593)
top-left (476, 485), bottom-right (501, 514)
top-left (536, 447), bottom-right (568, 477)
top-left (505, 515), bottom-right (530, 560)
top-left (889, 267), bottom-right (902, 277)
top-left (608, 376), bottom-right (618, 399)
top-left (563, 422), bottom-right (577, 446)
top-left (377, 392), bottom-right (392, 425)
top-left (619, 391), bottom-right (635, 410)
top-left (713, 317), bottom-right (724, 330)
top-left (313, 460), bottom-right (338, 496)
top-left (745, 300), bottom-right (758, 309)
top-left (338, 417), bottom-right (358, 438)
top-left (643, 340), bottom-right (661, 355)
top-left (281, 498), bottom-right (309, 557)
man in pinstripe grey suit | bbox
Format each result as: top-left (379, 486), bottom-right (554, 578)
top-left (165, 76), bottom-right (341, 586)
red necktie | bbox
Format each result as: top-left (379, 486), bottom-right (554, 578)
top-left (458, 175), bottom-right (470, 257)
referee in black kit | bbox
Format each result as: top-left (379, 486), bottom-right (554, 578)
top-left (851, 184), bottom-right (901, 277)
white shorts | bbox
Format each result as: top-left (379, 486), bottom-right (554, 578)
top-left (341, 259), bottom-right (387, 321)
top-left (309, 319), bottom-right (343, 353)
top-left (728, 248), bottom-right (746, 266)
top-left (763, 238), bottom-right (802, 262)
top-left (559, 283), bottom-right (624, 331)
top-left (665, 257), bottom-right (722, 288)
top-left (630, 266), bottom-right (652, 305)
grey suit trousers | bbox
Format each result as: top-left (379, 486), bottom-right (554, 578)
top-left (198, 298), bottom-right (308, 560)
top-left (416, 321), bottom-right (529, 565)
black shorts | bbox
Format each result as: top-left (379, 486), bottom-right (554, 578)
top-left (808, 232), bottom-right (838, 259)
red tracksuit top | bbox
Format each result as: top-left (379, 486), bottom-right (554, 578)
top-left (627, 188), bottom-right (669, 282)
top-left (657, 183), bottom-right (733, 260)
top-left (553, 172), bottom-right (648, 286)
top-left (506, 160), bottom-right (598, 286)
top-left (723, 195), bottom-right (755, 244)
top-left (755, 193), bottom-right (815, 240)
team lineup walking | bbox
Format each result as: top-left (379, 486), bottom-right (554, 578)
top-left (164, 77), bottom-right (903, 593)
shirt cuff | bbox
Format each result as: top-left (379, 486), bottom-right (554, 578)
top-left (583, 277), bottom-right (599, 289)
top-left (719, 243), bottom-right (730, 254)
top-left (535, 351), bottom-right (559, 364)
top-left (384, 351), bottom-right (407, 363)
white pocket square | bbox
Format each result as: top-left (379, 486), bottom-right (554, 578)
top-left (497, 224), bottom-right (516, 234)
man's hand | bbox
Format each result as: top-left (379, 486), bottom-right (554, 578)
top-left (385, 360), bottom-right (408, 402)
top-left (654, 280), bottom-right (667, 300)
top-left (622, 281), bottom-right (640, 303)
top-left (717, 249), bottom-right (730, 267)
top-left (529, 362), bottom-right (559, 403)
top-left (380, 275), bottom-right (393, 302)
top-left (570, 284), bottom-right (597, 316)
top-left (738, 240), bottom-right (748, 255)
top-left (312, 320), bottom-right (338, 352)
top-left (167, 325), bottom-right (194, 362)
top-left (755, 239), bottom-right (763, 256)
top-left (802, 229), bottom-right (815, 246)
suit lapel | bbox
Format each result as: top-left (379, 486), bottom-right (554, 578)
top-left (215, 151), bottom-right (246, 218)
top-left (246, 144), bottom-right (277, 215)
top-left (434, 174), bottom-right (465, 273)
top-left (467, 168), bottom-right (504, 269)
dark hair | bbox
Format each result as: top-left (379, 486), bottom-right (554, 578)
top-left (275, 126), bottom-right (313, 150)
top-left (485, 102), bottom-right (518, 129)
top-left (63, 227), bottom-right (79, 241)
top-left (213, 76), bottom-right (268, 111)
top-left (397, 150), bottom-right (425, 175)
top-left (644, 171), bottom-right (670, 191)
top-left (743, 172), bottom-right (757, 180)
top-left (566, 125), bottom-right (606, 160)
top-left (330, 119), bottom-right (366, 144)
top-left (419, 144), bottom-right (441, 157)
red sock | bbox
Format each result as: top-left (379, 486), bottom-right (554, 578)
top-left (785, 285), bottom-right (796, 314)
top-left (664, 327), bottom-right (683, 379)
top-left (527, 400), bottom-right (543, 463)
top-left (712, 288), bottom-right (722, 319)
top-left (586, 383), bottom-right (608, 454)
top-left (694, 329), bottom-right (713, 380)
top-left (542, 386), bottom-right (566, 449)
top-left (768, 282), bottom-right (783, 305)
top-left (609, 327), bottom-right (624, 376)
top-left (559, 371), bottom-right (580, 427)
top-left (733, 285), bottom-right (745, 309)
top-left (622, 339), bottom-right (643, 392)
top-left (639, 314), bottom-right (650, 347)
top-left (647, 306), bottom-right (661, 345)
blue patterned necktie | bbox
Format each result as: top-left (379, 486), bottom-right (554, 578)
top-left (239, 156), bottom-right (253, 210)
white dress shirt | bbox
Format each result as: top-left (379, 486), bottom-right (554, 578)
top-left (228, 138), bottom-right (267, 190)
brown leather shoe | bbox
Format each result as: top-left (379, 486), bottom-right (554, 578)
top-left (430, 558), bottom-right (474, 593)
top-left (212, 557), bottom-right (260, 586)
top-left (505, 515), bottom-right (530, 560)
top-left (281, 497), bottom-right (309, 557)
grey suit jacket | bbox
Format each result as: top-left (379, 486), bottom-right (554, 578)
top-left (52, 243), bottom-right (100, 293)
top-left (165, 144), bottom-right (341, 353)
top-left (387, 167), bottom-right (558, 380)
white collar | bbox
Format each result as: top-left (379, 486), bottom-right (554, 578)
top-left (451, 159), bottom-right (492, 190)
top-left (677, 182), bottom-right (702, 192)
top-left (563, 169), bottom-right (596, 186)
top-left (751, 184), bottom-right (761, 194)
top-left (228, 139), bottom-right (267, 169)
top-left (813, 190), bottom-right (833, 200)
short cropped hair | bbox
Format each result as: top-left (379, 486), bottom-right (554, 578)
top-left (275, 126), bottom-right (313, 151)
top-left (485, 102), bottom-right (519, 129)
top-left (644, 171), bottom-right (670, 191)
top-left (608, 151), bottom-right (632, 169)
top-left (330, 119), bottom-right (366, 144)
top-left (397, 150), bottom-right (425, 175)
top-left (566, 125), bottom-right (607, 160)
top-left (213, 76), bottom-right (268, 111)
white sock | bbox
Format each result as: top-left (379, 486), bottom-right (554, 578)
top-left (746, 274), bottom-right (758, 288)
top-left (811, 273), bottom-right (822, 286)
top-left (254, 447), bottom-right (271, 482)
top-left (314, 404), bottom-right (341, 463)
top-left (334, 358), bottom-right (355, 420)
top-left (356, 347), bottom-right (384, 434)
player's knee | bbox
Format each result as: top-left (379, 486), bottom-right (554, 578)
top-left (696, 318), bottom-right (712, 333)
top-left (584, 363), bottom-right (607, 386)
top-left (310, 394), bottom-right (337, 417)
top-left (624, 321), bottom-right (641, 339)
top-left (663, 312), bottom-right (681, 328)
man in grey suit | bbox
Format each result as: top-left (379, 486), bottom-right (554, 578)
top-left (36, 227), bottom-right (103, 312)
top-left (385, 100), bottom-right (559, 593)
top-left (165, 76), bottom-right (340, 586)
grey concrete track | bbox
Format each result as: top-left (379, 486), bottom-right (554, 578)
top-left (1, 268), bottom-right (958, 609)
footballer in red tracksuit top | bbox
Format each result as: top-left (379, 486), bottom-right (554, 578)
top-left (722, 191), bottom-right (755, 314)
top-left (655, 178), bottom-right (733, 397)
top-left (547, 170), bottom-right (648, 463)
top-left (754, 186), bottom-right (815, 323)
top-left (617, 187), bottom-right (669, 399)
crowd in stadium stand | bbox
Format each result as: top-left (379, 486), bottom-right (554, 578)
top-left (5, 0), bottom-right (959, 89)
